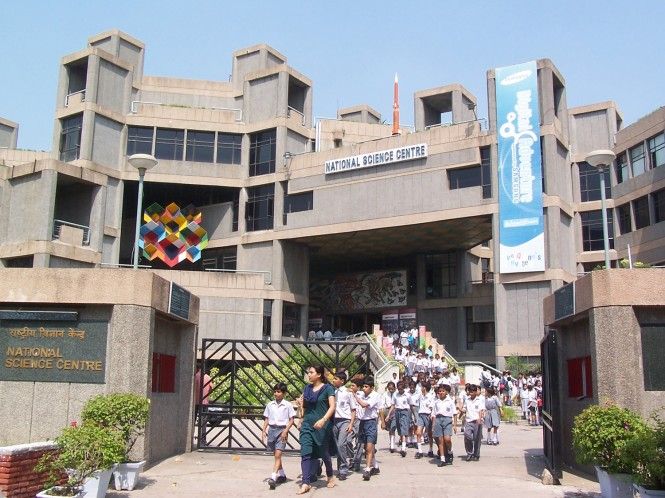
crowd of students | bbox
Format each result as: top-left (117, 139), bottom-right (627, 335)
top-left (260, 357), bottom-right (543, 491)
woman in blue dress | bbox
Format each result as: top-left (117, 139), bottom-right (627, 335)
top-left (296, 365), bottom-right (336, 494)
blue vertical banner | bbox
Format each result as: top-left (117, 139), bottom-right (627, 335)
top-left (495, 61), bottom-right (545, 273)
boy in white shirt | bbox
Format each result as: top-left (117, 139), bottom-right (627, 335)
top-left (353, 376), bottom-right (382, 481)
top-left (431, 383), bottom-right (458, 466)
top-left (414, 383), bottom-right (435, 459)
top-left (387, 381), bottom-right (411, 457)
top-left (261, 382), bottom-right (296, 489)
top-left (348, 379), bottom-right (364, 471)
top-left (461, 384), bottom-right (485, 461)
top-left (332, 370), bottom-right (355, 480)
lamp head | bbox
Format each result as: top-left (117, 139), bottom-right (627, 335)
top-left (128, 154), bottom-right (158, 173)
top-left (585, 149), bottom-right (616, 169)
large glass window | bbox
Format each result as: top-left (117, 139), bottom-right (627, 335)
top-left (581, 210), bottom-right (614, 251)
top-left (217, 133), bottom-right (242, 165)
top-left (616, 153), bottom-right (629, 184)
top-left (480, 146), bottom-right (492, 198)
top-left (465, 307), bottom-right (495, 349)
top-left (59, 114), bottom-right (83, 162)
top-left (249, 129), bottom-right (276, 176)
top-left (425, 252), bottom-right (457, 299)
top-left (126, 126), bottom-right (153, 156)
top-left (648, 133), bottom-right (665, 169)
top-left (186, 130), bottom-right (214, 163)
top-left (282, 302), bottom-right (301, 338)
top-left (245, 184), bottom-right (274, 231)
top-left (283, 191), bottom-right (313, 224)
top-left (579, 162), bottom-right (611, 202)
top-left (654, 189), bottom-right (665, 224)
top-left (641, 325), bottom-right (665, 391)
top-left (633, 196), bottom-right (650, 229)
top-left (155, 128), bottom-right (184, 160)
top-left (616, 203), bottom-right (632, 235)
top-left (449, 166), bottom-right (481, 190)
top-left (630, 143), bottom-right (646, 177)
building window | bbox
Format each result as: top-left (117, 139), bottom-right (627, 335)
top-left (151, 353), bottom-right (176, 393)
top-left (654, 189), bottom-right (665, 224)
top-left (567, 356), bottom-right (593, 398)
top-left (425, 252), bottom-right (457, 299)
top-left (155, 128), bottom-right (184, 160)
top-left (448, 166), bottom-right (482, 190)
top-left (648, 133), bottom-right (665, 169)
top-left (249, 129), bottom-right (276, 176)
top-left (201, 247), bottom-right (237, 271)
top-left (126, 126), bottom-right (153, 156)
top-left (284, 191), bottom-right (313, 222)
top-left (465, 307), bottom-right (495, 349)
top-left (633, 195), bottom-right (650, 229)
top-left (579, 162), bottom-right (611, 202)
top-left (245, 184), bottom-right (274, 231)
top-left (217, 133), bottom-right (242, 165)
top-left (333, 138), bottom-right (342, 148)
top-left (480, 146), bottom-right (492, 198)
top-left (282, 302), bottom-right (301, 338)
top-left (581, 210), bottom-right (614, 251)
top-left (616, 153), bottom-right (629, 184)
top-left (630, 143), bottom-right (646, 177)
top-left (616, 203), bottom-right (632, 235)
top-left (186, 130), bottom-right (215, 163)
top-left (263, 300), bottom-right (273, 339)
top-left (641, 325), bottom-right (665, 391)
top-left (59, 113), bottom-right (83, 162)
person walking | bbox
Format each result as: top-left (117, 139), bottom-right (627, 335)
top-left (296, 365), bottom-right (336, 494)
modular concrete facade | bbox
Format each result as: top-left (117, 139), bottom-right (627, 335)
top-left (1, 29), bottom-right (664, 367)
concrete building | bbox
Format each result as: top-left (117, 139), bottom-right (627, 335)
top-left (1, 29), bottom-right (664, 367)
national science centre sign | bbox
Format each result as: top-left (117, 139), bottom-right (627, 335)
top-left (325, 143), bottom-right (428, 174)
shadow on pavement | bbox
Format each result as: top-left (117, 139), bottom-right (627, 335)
top-left (562, 492), bottom-right (601, 497)
top-left (523, 447), bottom-right (546, 479)
top-left (106, 477), bottom-right (157, 497)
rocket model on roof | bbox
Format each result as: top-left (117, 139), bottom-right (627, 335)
top-left (392, 73), bottom-right (400, 136)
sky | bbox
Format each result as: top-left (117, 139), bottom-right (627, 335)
top-left (2, 1), bottom-right (663, 151)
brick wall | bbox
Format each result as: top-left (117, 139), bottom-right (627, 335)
top-left (0, 442), bottom-right (59, 498)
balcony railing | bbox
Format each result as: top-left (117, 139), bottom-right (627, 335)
top-left (470, 272), bottom-right (494, 284)
top-left (52, 219), bottom-right (90, 246)
top-left (287, 106), bottom-right (306, 126)
top-left (64, 89), bottom-right (86, 107)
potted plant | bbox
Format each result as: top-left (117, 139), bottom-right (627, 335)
top-left (35, 423), bottom-right (125, 498)
top-left (572, 404), bottom-right (647, 498)
top-left (624, 414), bottom-right (665, 497)
top-left (81, 393), bottom-right (150, 491)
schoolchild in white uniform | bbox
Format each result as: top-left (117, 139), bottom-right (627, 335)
top-left (407, 380), bottom-right (419, 447)
top-left (387, 381), bottom-right (410, 457)
top-left (379, 382), bottom-right (397, 452)
top-left (414, 383), bottom-right (435, 459)
top-left (261, 382), bottom-right (296, 489)
top-left (332, 370), bottom-right (356, 480)
top-left (431, 383), bottom-right (457, 467)
top-left (461, 384), bottom-right (485, 461)
top-left (483, 386), bottom-right (503, 445)
top-left (349, 379), bottom-right (364, 471)
top-left (353, 376), bottom-right (382, 481)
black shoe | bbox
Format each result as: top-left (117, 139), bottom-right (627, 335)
top-left (465, 455), bottom-right (473, 462)
top-left (437, 459), bottom-right (447, 467)
top-left (353, 463), bottom-right (361, 472)
top-left (400, 450), bottom-right (406, 457)
top-left (370, 467), bottom-right (380, 475)
top-left (390, 448), bottom-right (395, 453)
top-left (414, 452), bottom-right (422, 459)
top-left (427, 450), bottom-right (435, 458)
top-left (362, 470), bottom-right (371, 481)
top-left (472, 456), bottom-right (480, 461)
top-left (268, 478), bottom-right (276, 490)
top-left (338, 473), bottom-right (347, 481)
top-left (276, 475), bottom-right (287, 484)
top-left (447, 453), bottom-right (454, 465)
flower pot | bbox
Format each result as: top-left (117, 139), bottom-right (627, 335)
top-left (82, 467), bottom-right (115, 498)
top-left (36, 487), bottom-right (84, 498)
top-left (634, 484), bottom-right (665, 497)
top-left (595, 466), bottom-right (633, 498)
top-left (113, 460), bottom-right (146, 491)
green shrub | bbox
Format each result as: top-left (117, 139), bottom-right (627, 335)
top-left (35, 424), bottom-right (125, 495)
top-left (623, 413), bottom-right (665, 490)
top-left (81, 393), bottom-right (150, 462)
top-left (505, 355), bottom-right (541, 376)
top-left (501, 406), bottom-right (519, 424)
top-left (572, 404), bottom-right (647, 474)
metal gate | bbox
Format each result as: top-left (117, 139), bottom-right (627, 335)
top-left (195, 338), bottom-right (380, 453)
top-left (541, 328), bottom-right (562, 480)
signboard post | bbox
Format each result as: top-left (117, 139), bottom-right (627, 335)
top-left (495, 61), bottom-right (545, 273)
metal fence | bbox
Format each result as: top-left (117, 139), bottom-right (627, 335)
top-left (541, 329), bottom-right (562, 479)
top-left (196, 338), bottom-right (381, 453)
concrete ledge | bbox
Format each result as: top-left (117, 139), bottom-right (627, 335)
top-left (0, 441), bottom-right (56, 456)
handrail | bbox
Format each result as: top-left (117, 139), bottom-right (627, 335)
top-left (287, 106), bottom-right (306, 126)
top-left (425, 117), bottom-right (488, 131)
top-left (457, 360), bottom-right (502, 377)
top-left (52, 219), bottom-right (90, 246)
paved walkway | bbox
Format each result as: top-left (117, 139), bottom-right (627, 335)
top-left (108, 422), bottom-right (600, 498)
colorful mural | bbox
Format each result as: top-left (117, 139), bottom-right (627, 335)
top-left (139, 202), bottom-right (208, 267)
top-left (310, 270), bottom-right (407, 312)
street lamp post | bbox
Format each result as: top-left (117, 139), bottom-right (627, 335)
top-left (585, 149), bottom-right (616, 270)
top-left (128, 154), bottom-right (158, 269)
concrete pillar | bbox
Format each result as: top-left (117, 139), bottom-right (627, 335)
top-left (538, 66), bottom-right (555, 127)
top-left (85, 55), bottom-right (101, 105)
top-left (79, 110), bottom-right (95, 161)
top-left (33, 253), bottom-right (50, 268)
top-left (274, 181), bottom-right (286, 229)
top-left (271, 299), bottom-right (283, 340)
top-left (237, 187), bottom-right (248, 233)
top-left (89, 185), bottom-right (106, 253)
top-left (277, 71), bottom-right (289, 119)
top-left (414, 97), bottom-right (426, 132)
top-left (299, 304), bottom-right (308, 339)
